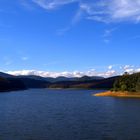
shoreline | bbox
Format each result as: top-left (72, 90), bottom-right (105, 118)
top-left (94, 91), bottom-right (140, 98)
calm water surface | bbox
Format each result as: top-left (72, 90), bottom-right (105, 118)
top-left (0, 89), bottom-right (140, 140)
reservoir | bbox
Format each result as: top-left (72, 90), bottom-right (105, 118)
top-left (0, 89), bottom-right (140, 140)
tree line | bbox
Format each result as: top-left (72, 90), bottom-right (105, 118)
top-left (113, 72), bottom-right (140, 92)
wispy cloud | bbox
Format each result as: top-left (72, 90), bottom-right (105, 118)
top-left (3, 56), bottom-right (13, 66)
top-left (103, 28), bottom-right (117, 37)
top-left (56, 26), bottom-right (71, 36)
top-left (102, 27), bottom-right (117, 43)
top-left (56, 5), bottom-right (84, 35)
top-left (21, 56), bottom-right (29, 61)
top-left (128, 35), bottom-right (140, 40)
top-left (29, 0), bottom-right (140, 23)
top-left (20, 0), bottom-right (35, 10)
top-left (20, 0), bottom-right (140, 36)
top-left (81, 0), bottom-right (140, 23)
top-left (32, 0), bottom-right (78, 10)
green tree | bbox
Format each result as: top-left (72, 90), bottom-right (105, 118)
top-left (136, 78), bottom-right (140, 92)
top-left (121, 84), bottom-right (127, 91)
top-left (113, 72), bottom-right (140, 92)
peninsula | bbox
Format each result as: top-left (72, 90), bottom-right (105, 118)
top-left (94, 72), bottom-right (140, 98)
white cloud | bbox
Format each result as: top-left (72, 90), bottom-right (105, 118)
top-left (122, 65), bottom-right (134, 70)
top-left (6, 65), bottom-right (140, 78)
top-left (32, 0), bottom-right (78, 10)
top-left (30, 0), bottom-right (140, 23)
top-left (119, 65), bottom-right (140, 74)
top-left (71, 8), bottom-right (84, 25)
top-left (7, 69), bottom-right (118, 78)
top-left (110, 0), bottom-right (140, 22)
top-left (125, 68), bottom-right (134, 73)
top-left (136, 68), bottom-right (140, 72)
top-left (124, 68), bottom-right (140, 74)
top-left (126, 68), bottom-right (140, 74)
top-left (7, 70), bottom-right (85, 78)
top-left (102, 70), bottom-right (117, 77)
top-left (82, 0), bottom-right (140, 23)
top-left (7, 64), bottom-right (140, 77)
top-left (108, 65), bottom-right (113, 70)
top-left (103, 28), bottom-right (116, 37)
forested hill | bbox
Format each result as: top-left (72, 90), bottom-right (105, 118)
top-left (48, 76), bottom-right (120, 89)
top-left (113, 72), bottom-right (140, 92)
top-left (0, 77), bottom-right (26, 92)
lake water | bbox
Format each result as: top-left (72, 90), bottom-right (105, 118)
top-left (0, 89), bottom-right (140, 140)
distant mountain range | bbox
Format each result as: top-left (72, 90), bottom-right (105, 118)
top-left (0, 72), bottom-right (120, 92)
top-left (16, 75), bottom-right (104, 82)
top-left (0, 72), bottom-right (15, 78)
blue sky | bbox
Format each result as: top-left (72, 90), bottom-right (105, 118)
top-left (0, 0), bottom-right (140, 77)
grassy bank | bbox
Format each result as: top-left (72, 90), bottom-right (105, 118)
top-left (94, 91), bottom-right (140, 98)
